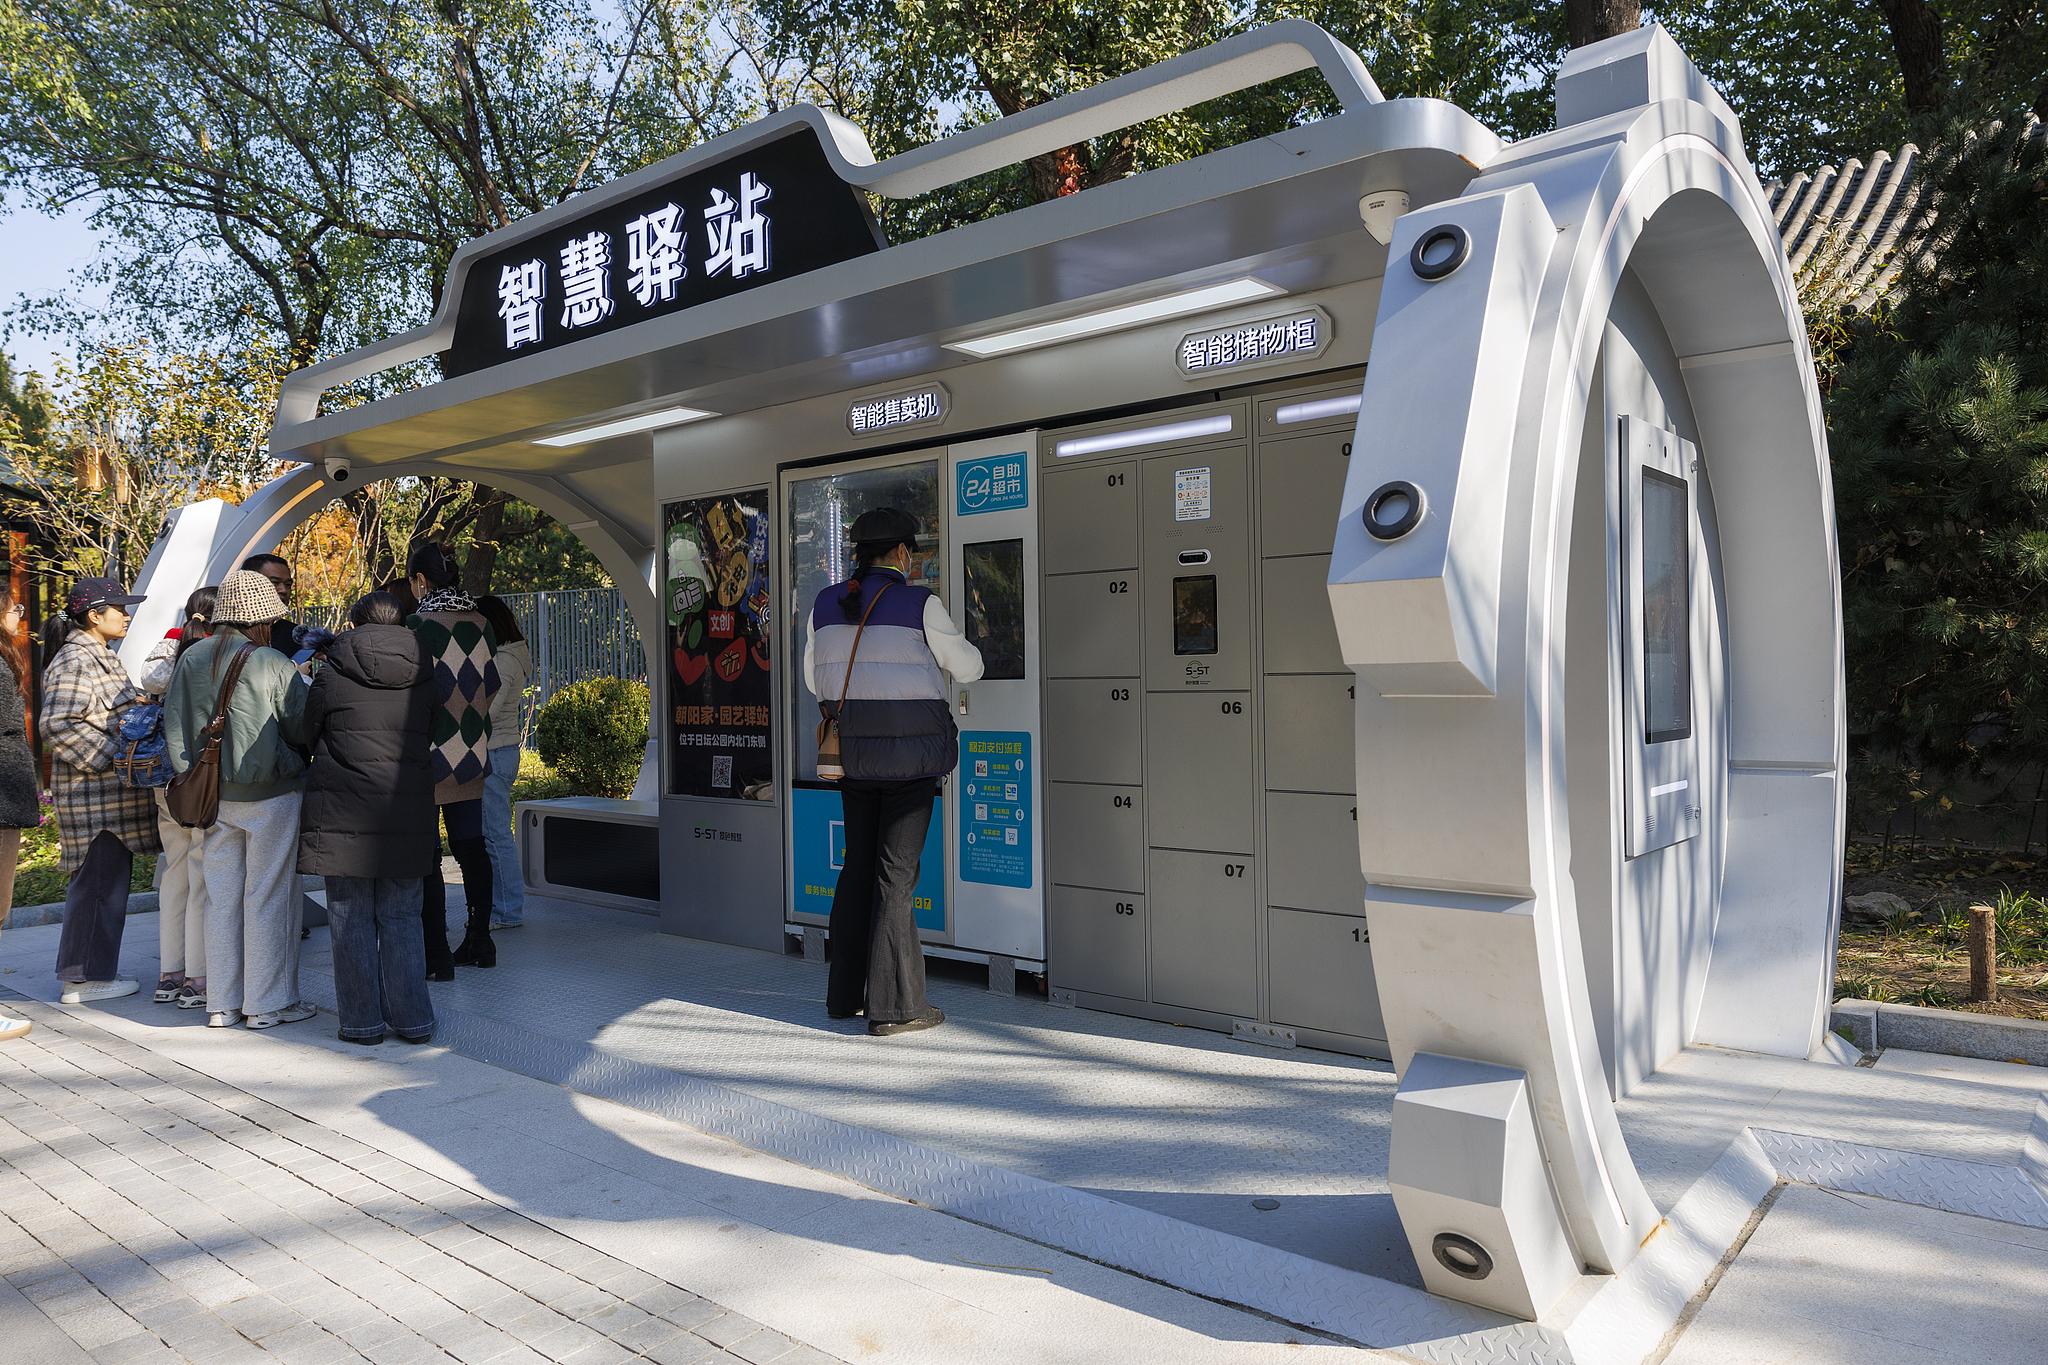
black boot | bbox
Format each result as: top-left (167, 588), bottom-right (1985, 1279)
top-left (448, 837), bottom-right (496, 968)
top-left (422, 873), bottom-right (454, 981)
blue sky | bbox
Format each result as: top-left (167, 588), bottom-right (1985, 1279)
top-left (0, 198), bottom-right (111, 381)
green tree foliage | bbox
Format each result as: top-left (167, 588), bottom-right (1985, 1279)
top-left (535, 676), bottom-right (649, 796)
top-left (1655, 0), bottom-right (2048, 181)
top-left (767, 0), bottom-right (1568, 241)
top-left (0, 348), bottom-right (51, 476)
top-left (1829, 111), bottom-right (2048, 829)
top-left (0, 0), bottom-right (866, 372)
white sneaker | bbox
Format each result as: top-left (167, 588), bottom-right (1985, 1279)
top-left (0, 1013), bottom-right (30, 1041)
top-left (60, 978), bottom-right (138, 1004)
top-left (206, 1010), bottom-right (244, 1028)
top-left (246, 1002), bottom-right (316, 1030)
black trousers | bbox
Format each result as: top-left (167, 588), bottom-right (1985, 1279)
top-left (423, 799), bottom-right (491, 964)
top-left (826, 777), bottom-right (937, 1024)
top-left (57, 831), bottom-right (134, 984)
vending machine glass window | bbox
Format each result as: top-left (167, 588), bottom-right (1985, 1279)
top-left (1640, 467), bottom-right (1691, 744)
top-left (787, 459), bottom-right (945, 777)
top-left (962, 539), bottom-right (1026, 680)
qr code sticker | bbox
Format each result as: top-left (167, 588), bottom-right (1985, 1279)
top-left (712, 755), bottom-right (733, 788)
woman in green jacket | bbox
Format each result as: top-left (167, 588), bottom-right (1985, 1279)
top-left (165, 570), bottom-right (315, 1030)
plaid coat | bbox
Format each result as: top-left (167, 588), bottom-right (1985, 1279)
top-left (41, 636), bottom-right (162, 871)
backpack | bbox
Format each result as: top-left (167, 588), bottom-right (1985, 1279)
top-left (115, 702), bottom-right (174, 789)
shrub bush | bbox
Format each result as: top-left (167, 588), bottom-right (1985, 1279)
top-left (534, 678), bottom-right (649, 798)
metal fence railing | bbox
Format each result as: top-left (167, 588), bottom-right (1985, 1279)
top-left (301, 587), bottom-right (647, 749)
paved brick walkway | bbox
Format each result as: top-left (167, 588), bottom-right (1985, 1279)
top-left (0, 997), bottom-right (840, 1365)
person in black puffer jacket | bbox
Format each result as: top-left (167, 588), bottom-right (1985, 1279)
top-left (297, 592), bottom-right (439, 1045)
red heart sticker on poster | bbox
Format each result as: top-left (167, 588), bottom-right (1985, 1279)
top-left (715, 638), bottom-right (745, 682)
top-left (675, 648), bottom-right (707, 685)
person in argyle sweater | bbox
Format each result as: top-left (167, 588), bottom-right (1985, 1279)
top-left (404, 546), bottom-right (501, 974)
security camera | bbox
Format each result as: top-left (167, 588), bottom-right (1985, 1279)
top-left (323, 457), bottom-right (353, 485)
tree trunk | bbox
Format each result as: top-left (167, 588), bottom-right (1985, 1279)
top-left (1566, 0), bottom-right (1641, 48)
top-left (1874, 0), bottom-right (1945, 112)
top-left (1027, 143), bottom-right (1093, 202)
top-left (463, 491), bottom-right (509, 596)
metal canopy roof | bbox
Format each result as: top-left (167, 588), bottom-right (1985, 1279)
top-left (266, 24), bottom-right (1497, 482)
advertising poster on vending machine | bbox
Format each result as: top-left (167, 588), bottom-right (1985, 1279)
top-left (664, 492), bottom-right (773, 799)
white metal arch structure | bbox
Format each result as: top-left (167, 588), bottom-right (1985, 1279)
top-left (1329, 26), bottom-right (1843, 1319)
top-left (125, 461), bottom-right (659, 683)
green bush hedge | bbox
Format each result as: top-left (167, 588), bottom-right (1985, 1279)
top-left (535, 678), bottom-right (649, 798)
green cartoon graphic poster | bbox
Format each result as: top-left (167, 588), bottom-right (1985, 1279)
top-left (664, 491), bottom-right (773, 798)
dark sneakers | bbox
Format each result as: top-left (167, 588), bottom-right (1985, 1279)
top-left (868, 1006), bottom-right (944, 1037)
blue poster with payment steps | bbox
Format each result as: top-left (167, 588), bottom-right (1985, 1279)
top-left (958, 731), bottom-right (1032, 888)
top-left (792, 786), bottom-right (946, 932)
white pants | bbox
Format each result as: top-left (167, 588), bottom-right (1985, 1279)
top-left (154, 791), bottom-right (207, 977)
top-left (202, 791), bottom-right (303, 1016)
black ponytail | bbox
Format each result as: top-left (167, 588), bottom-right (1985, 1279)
top-left (406, 542), bottom-right (460, 589)
top-left (39, 613), bottom-right (78, 670)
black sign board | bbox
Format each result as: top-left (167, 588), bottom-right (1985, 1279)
top-left (446, 127), bottom-right (885, 377)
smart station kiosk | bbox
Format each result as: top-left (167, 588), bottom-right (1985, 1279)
top-left (161, 21), bottom-right (1844, 1328)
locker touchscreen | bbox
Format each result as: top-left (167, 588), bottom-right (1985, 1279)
top-left (1173, 575), bottom-right (1219, 655)
top-left (963, 538), bottom-right (1026, 679)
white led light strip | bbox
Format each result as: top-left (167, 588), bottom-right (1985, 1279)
top-left (949, 278), bottom-right (1284, 358)
top-left (1054, 414), bottom-right (1233, 459)
top-left (532, 405), bottom-right (717, 446)
top-left (1275, 393), bottom-right (1362, 425)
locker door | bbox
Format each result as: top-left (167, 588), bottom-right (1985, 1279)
top-left (1043, 571), bottom-right (1140, 677)
top-left (1042, 461), bottom-right (1139, 572)
top-left (1045, 679), bottom-right (1141, 785)
top-left (1259, 429), bottom-right (1354, 557)
top-left (1047, 782), bottom-right (1145, 892)
top-left (1148, 850), bottom-right (1256, 1016)
top-left (1144, 692), bottom-right (1254, 854)
top-left (1048, 887), bottom-right (1146, 1001)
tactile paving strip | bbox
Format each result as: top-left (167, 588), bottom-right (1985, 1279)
top-left (401, 996), bottom-right (1549, 1356)
top-left (1753, 1124), bottom-right (2048, 1228)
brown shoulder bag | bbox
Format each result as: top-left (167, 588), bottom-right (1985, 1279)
top-left (164, 645), bottom-right (255, 830)
top-left (815, 581), bottom-right (891, 782)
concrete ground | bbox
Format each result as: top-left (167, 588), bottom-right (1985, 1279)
top-left (1660, 1185), bottom-right (2048, 1365)
top-left (2, 896), bottom-right (2045, 1364)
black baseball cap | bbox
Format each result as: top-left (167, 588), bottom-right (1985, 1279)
top-left (66, 577), bottom-right (145, 617)
top-left (848, 507), bottom-right (921, 551)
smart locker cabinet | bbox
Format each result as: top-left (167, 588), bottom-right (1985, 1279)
top-left (1040, 381), bottom-right (1387, 1058)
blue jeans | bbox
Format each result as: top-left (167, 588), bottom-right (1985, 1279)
top-left (482, 745), bottom-right (525, 926)
top-left (327, 877), bottom-right (434, 1041)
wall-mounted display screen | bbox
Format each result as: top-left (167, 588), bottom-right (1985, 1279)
top-left (664, 492), bottom-right (774, 798)
top-left (1641, 467), bottom-right (1691, 744)
top-left (1173, 575), bottom-right (1219, 655)
top-left (962, 539), bottom-right (1025, 680)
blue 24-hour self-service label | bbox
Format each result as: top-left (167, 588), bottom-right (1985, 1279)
top-left (959, 732), bottom-right (1032, 888)
top-left (956, 452), bottom-right (1029, 516)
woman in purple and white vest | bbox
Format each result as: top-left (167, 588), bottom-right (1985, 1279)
top-left (803, 507), bottom-right (982, 1037)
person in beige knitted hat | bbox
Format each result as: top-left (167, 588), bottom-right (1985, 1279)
top-left (164, 568), bottom-right (317, 1031)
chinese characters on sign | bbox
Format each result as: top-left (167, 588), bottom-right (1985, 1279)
top-left (450, 128), bottom-right (884, 376)
top-left (705, 173), bottom-right (772, 277)
top-left (956, 452), bottom-right (1029, 516)
top-left (497, 261), bottom-right (546, 349)
top-left (959, 733), bottom-right (1032, 889)
top-left (847, 385), bottom-right (948, 436)
top-left (498, 181), bottom-right (765, 348)
top-left (625, 204), bottom-right (687, 306)
top-left (1176, 309), bottom-right (1330, 375)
